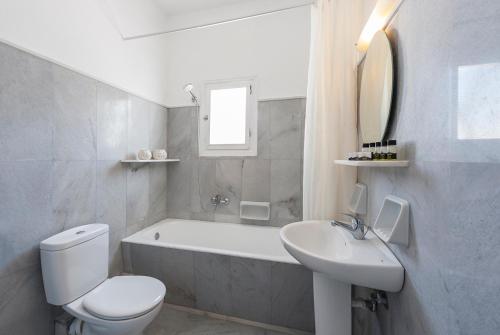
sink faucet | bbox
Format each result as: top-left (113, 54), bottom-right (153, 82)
top-left (330, 213), bottom-right (368, 240)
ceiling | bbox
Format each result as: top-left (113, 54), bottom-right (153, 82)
top-left (102, 0), bottom-right (313, 39)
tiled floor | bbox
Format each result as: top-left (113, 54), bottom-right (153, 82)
top-left (145, 305), bottom-right (306, 335)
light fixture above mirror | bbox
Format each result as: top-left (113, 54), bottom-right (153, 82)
top-left (356, 0), bottom-right (403, 52)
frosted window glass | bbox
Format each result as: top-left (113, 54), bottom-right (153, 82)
top-left (209, 87), bottom-right (247, 145)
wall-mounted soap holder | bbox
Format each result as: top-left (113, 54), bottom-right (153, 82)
top-left (348, 183), bottom-right (367, 215)
top-left (240, 201), bottom-right (270, 221)
top-left (373, 195), bottom-right (409, 246)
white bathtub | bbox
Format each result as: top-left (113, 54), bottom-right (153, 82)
top-left (122, 218), bottom-right (299, 264)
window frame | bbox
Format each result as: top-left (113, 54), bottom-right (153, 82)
top-left (199, 78), bottom-right (257, 157)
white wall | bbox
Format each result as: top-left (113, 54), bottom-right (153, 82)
top-left (0, 0), bottom-right (170, 106)
top-left (0, 1), bottom-right (310, 107)
top-left (161, 6), bottom-right (311, 107)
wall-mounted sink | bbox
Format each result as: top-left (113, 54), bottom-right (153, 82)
top-left (280, 220), bottom-right (404, 292)
top-left (280, 220), bottom-right (404, 335)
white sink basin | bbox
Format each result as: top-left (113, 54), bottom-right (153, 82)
top-left (280, 220), bottom-right (404, 292)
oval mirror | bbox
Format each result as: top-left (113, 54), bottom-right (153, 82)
top-left (359, 30), bottom-right (394, 143)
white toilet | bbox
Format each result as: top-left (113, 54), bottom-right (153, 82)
top-left (40, 224), bottom-right (166, 335)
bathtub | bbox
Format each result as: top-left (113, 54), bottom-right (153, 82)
top-left (122, 218), bottom-right (298, 264)
top-left (121, 219), bottom-right (315, 332)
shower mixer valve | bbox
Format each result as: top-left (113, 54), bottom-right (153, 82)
top-left (210, 194), bottom-right (230, 206)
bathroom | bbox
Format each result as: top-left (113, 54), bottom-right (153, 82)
top-left (1, 0), bottom-right (499, 334)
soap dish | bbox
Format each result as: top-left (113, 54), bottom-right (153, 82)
top-left (240, 201), bottom-right (270, 221)
top-left (373, 195), bottom-right (410, 246)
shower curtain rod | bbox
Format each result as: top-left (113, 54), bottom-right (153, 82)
top-left (122, 3), bottom-right (314, 41)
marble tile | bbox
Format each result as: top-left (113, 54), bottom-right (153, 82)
top-left (270, 263), bottom-right (314, 332)
top-left (96, 161), bottom-right (126, 233)
top-left (194, 253), bottom-right (232, 315)
top-left (126, 165), bottom-right (150, 234)
top-left (242, 159), bottom-right (271, 202)
top-left (270, 160), bottom-right (302, 227)
top-left (149, 164), bottom-right (168, 225)
top-left (230, 257), bottom-right (272, 323)
top-left (121, 242), bottom-right (133, 274)
top-left (190, 159), bottom-right (216, 219)
top-left (52, 65), bottom-right (97, 160)
top-left (167, 160), bottom-right (193, 219)
top-left (0, 44), bottom-right (54, 161)
top-left (269, 99), bottom-right (305, 160)
top-left (160, 248), bottom-right (196, 307)
top-left (191, 107), bottom-right (201, 157)
top-left (128, 243), bottom-right (162, 279)
top-left (215, 159), bottom-right (243, 216)
top-left (0, 161), bottom-right (53, 276)
top-left (0, 265), bottom-right (53, 335)
top-left (167, 107), bottom-right (195, 160)
top-left (96, 83), bottom-right (128, 160)
top-left (150, 104), bottom-right (168, 150)
top-left (127, 96), bottom-right (150, 160)
top-left (96, 161), bottom-right (127, 275)
top-left (257, 102), bottom-right (271, 159)
top-left (52, 160), bottom-right (97, 230)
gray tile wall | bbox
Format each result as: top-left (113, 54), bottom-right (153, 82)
top-left (166, 99), bottom-right (305, 226)
top-left (353, 1), bottom-right (500, 335)
top-left (0, 42), bottom-right (168, 334)
top-left (122, 242), bottom-right (315, 332)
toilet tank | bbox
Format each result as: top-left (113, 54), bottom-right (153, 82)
top-left (40, 224), bottom-right (109, 306)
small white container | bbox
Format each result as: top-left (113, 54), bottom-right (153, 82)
top-left (137, 149), bottom-right (152, 161)
top-left (373, 195), bottom-right (410, 246)
top-left (152, 149), bottom-right (167, 160)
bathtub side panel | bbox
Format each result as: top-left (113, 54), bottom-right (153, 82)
top-left (122, 240), bottom-right (315, 332)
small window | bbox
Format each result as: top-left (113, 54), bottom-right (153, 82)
top-left (199, 78), bottom-right (257, 157)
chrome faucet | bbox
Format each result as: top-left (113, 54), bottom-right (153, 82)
top-left (330, 213), bottom-right (368, 240)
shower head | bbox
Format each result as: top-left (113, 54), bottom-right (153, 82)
top-left (183, 83), bottom-right (199, 106)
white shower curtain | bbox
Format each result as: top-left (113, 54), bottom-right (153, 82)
top-left (303, 0), bottom-right (359, 220)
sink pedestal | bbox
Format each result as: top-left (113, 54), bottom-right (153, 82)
top-left (313, 273), bottom-right (351, 335)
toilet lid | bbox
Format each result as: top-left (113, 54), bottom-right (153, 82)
top-left (83, 276), bottom-right (166, 321)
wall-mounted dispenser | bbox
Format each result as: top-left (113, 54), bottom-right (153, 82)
top-left (373, 195), bottom-right (409, 246)
top-left (348, 183), bottom-right (367, 216)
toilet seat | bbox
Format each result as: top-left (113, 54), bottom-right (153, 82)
top-left (82, 276), bottom-right (166, 321)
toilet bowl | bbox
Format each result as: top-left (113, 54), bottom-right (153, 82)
top-left (64, 276), bottom-right (165, 335)
top-left (40, 224), bottom-right (165, 335)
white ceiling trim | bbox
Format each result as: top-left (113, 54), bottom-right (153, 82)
top-left (103, 0), bottom-right (314, 40)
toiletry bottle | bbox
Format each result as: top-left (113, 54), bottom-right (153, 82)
top-left (374, 142), bottom-right (381, 160)
top-left (362, 143), bottom-right (370, 160)
top-left (369, 143), bottom-right (375, 158)
top-left (380, 140), bottom-right (388, 160)
top-left (387, 140), bottom-right (397, 160)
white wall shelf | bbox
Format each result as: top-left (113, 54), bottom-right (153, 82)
top-left (334, 160), bottom-right (409, 167)
top-left (120, 159), bottom-right (180, 163)
top-left (120, 159), bottom-right (180, 171)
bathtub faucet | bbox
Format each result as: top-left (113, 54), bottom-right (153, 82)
top-left (210, 194), bottom-right (230, 207)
